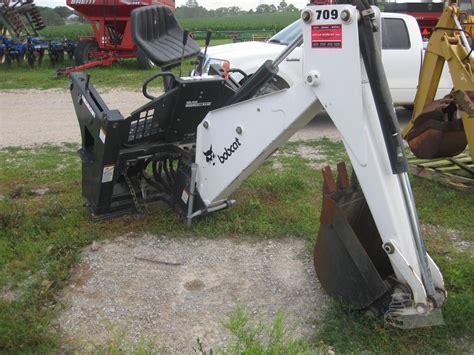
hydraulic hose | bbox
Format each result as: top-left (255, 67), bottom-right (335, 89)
top-left (225, 33), bottom-right (303, 106)
top-left (353, 0), bottom-right (408, 174)
top-left (352, 0), bottom-right (436, 298)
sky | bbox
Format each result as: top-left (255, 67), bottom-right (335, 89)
top-left (36, 0), bottom-right (311, 11)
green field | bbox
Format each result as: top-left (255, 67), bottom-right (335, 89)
top-left (1, 12), bottom-right (297, 89)
top-left (180, 11), bottom-right (299, 31)
top-left (0, 38), bottom-right (232, 90)
top-left (39, 12), bottom-right (298, 40)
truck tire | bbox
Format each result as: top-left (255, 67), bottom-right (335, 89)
top-left (74, 39), bottom-right (99, 66)
top-left (136, 48), bottom-right (155, 70)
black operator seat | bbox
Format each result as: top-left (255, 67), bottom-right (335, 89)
top-left (131, 5), bottom-right (201, 68)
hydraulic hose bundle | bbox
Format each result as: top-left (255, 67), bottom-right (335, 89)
top-left (351, 0), bottom-right (439, 302)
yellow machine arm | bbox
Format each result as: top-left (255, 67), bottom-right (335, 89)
top-left (402, 0), bottom-right (474, 160)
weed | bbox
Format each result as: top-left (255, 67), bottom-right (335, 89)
top-left (223, 306), bottom-right (313, 355)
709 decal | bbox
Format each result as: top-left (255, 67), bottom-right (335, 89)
top-left (315, 9), bottom-right (338, 20)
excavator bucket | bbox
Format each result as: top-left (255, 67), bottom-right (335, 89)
top-left (314, 163), bottom-right (394, 309)
top-left (405, 94), bottom-right (468, 159)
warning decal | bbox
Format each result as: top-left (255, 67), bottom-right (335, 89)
top-left (101, 164), bottom-right (115, 183)
top-left (311, 24), bottom-right (342, 49)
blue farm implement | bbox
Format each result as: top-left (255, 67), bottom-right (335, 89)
top-left (0, 0), bottom-right (77, 67)
top-left (0, 35), bottom-right (75, 67)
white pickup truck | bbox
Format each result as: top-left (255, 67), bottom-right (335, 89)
top-left (201, 12), bottom-right (451, 106)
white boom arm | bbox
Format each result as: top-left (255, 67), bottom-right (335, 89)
top-left (194, 5), bottom-right (445, 320)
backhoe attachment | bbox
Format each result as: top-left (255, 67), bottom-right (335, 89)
top-left (402, 1), bottom-right (474, 160)
top-left (69, 3), bottom-right (447, 328)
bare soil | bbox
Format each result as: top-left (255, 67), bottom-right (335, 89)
top-left (56, 234), bottom-right (328, 353)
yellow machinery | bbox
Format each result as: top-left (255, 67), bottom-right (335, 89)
top-left (402, 0), bottom-right (474, 160)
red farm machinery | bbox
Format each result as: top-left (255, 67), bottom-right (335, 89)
top-left (62, 0), bottom-right (175, 74)
top-left (384, 1), bottom-right (472, 39)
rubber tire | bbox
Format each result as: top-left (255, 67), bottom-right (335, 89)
top-left (74, 39), bottom-right (99, 66)
top-left (136, 48), bottom-right (155, 70)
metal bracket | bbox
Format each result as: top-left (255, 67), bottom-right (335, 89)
top-left (186, 163), bottom-right (198, 228)
top-left (384, 239), bottom-right (428, 309)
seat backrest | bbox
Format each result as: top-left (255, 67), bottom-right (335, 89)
top-left (131, 5), bottom-right (201, 68)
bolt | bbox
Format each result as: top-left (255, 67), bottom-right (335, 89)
top-left (384, 242), bottom-right (395, 254)
top-left (302, 10), bottom-right (312, 23)
top-left (236, 126), bottom-right (243, 134)
top-left (306, 75), bottom-right (313, 83)
top-left (203, 121), bottom-right (209, 129)
top-left (341, 9), bottom-right (351, 22)
top-left (415, 303), bottom-right (428, 314)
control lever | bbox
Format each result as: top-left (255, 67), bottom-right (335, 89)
top-left (199, 30), bottom-right (213, 75)
top-left (179, 29), bottom-right (189, 77)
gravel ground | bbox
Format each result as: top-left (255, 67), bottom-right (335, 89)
top-left (0, 89), bottom-right (413, 148)
top-left (0, 89), bottom-right (149, 148)
top-left (0, 89), bottom-right (343, 148)
top-left (56, 234), bottom-right (328, 352)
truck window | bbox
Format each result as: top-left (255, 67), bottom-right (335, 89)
top-left (382, 18), bottom-right (411, 50)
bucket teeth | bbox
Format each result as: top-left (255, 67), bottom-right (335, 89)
top-left (314, 162), bottom-right (393, 309)
top-left (319, 163), bottom-right (359, 226)
top-left (336, 162), bottom-right (351, 190)
top-left (322, 162), bottom-right (358, 196)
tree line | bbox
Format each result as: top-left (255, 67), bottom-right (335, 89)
top-left (37, 6), bottom-right (87, 26)
top-left (176, 0), bottom-right (300, 19)
top-left (36, 1), bottom-right (300, 26)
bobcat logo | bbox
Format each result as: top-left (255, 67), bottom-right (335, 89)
top-left (203, 145), bottom-right (216, 166)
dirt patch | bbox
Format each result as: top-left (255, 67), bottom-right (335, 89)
top-left (422, 224), bottom-right (473, 255)
top-left (274, 144), bottom-right (330, 170)
top-left (56, 234), bottom-right (328, 352)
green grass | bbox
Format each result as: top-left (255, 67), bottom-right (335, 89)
top-left (180, 12), bottom-right (299, 32)
top-left (39, 24), bottom-right (92, 40)
top-left (0, 58), bottom-right (174, 90)
top-left (0, 141), bottom-right (473, 352)
top-left (0, 38), bottom-right (232, 90)
top-left (222, 307), bottom-right (313, 354)
top-left (38, 13), bottom-right (298, 41)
